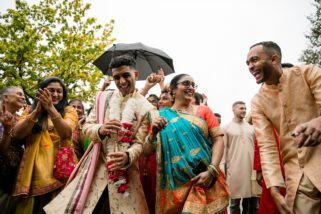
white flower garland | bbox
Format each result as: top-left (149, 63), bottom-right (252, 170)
top-left (107, 91), bottom-right (138, 198)
top-left (109, 92), bottom-right (137, 124)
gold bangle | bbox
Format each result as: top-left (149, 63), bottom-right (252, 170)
top-left (51, 114), bottom-right (62, 122)
top-left (207, 166), bottom-right (216, 177)
top-left (208, 164), bottom-right (219, 176)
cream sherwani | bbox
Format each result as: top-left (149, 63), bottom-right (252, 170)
top-left (44, 90), bottom-right (155, 214)
top-left (223, 119), bottom-right (256, 199)
top-left (82, 90), bottom-right (154, 213)
top-left (251, 65), bottom-right (321, 210)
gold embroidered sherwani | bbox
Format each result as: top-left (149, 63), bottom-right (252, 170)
top-left (251, 64), bottom-right (321, 210)
top-left (44, 90), bottom-right (153, 214)
top-left (82, 90), bottom-right (155, 213)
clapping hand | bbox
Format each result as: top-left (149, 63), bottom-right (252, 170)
top-left (0, 105), bottom-right (14, 130)
top-left (36, 88), bottom-right (54, 111)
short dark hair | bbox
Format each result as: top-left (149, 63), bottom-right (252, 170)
top-left (281, 63), bottom-right (294, 68)
top-left (110, 55), bottom-right (136, 69)
top-left (169, 74), bottom-right (189, 96)
top-left (214, 113), bottom-right (221, 118)
top-left (232, 101), bottom-right (245, 108)
top-left (147, 94), bottom-right (159, 102)
top-left (193, 92), bottom-right (203, 105)
top-left (250, 41), bottom-right (282, 61)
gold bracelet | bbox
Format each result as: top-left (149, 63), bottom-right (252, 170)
top-left (208, 164), bottom-right (219, 176)
top-left (207, 166), bottom-right (216, 177)
top-left (51, 114), bottom-right (62, 122)
top-left (147, 134), bottom-right (157, 144)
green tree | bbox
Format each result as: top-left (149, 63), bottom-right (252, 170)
top-left (300, 0), bottom-right (321, 67)
top-left (0, 0), bottom-right (115, 104)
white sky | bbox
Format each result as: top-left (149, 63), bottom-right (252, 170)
top-left (1, 0), bottom-right (316, 125)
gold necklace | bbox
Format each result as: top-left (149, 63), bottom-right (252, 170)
top-left (172, 105), bottom-right (193, 113)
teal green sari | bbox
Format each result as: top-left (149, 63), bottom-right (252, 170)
top-left (159, 108), bottom-right (212, 189)
top-left (153, 107), bottom-right (229, 214)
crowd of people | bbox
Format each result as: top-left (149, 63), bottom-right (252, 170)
top-left (0, 41), bottom-right (321, 214)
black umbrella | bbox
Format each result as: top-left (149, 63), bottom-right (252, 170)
top-left (93, 42), bottom-right (175, 80)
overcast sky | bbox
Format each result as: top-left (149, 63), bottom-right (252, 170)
top-left (1, 0), bottom-right (316, 125)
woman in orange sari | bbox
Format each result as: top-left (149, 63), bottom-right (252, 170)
top-left (12, 77), bottom-right (77, 213)
top-left (144, 74), bottom-right (229, 213)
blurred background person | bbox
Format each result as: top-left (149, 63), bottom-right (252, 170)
top-left (69, 98), bottom-right (89, 160)
top-left (223, 101), bottom-right (259, 214)
top-left (214, 112), bottom-right (222, 124)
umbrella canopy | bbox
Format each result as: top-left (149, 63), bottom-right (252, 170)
top-left (93, 42), bottom-right (175, 80)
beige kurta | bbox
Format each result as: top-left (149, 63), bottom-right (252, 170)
top-left (251, 64), bottom-right (321, 210)
top-left (222, 119), bottom-right (255, 199)
top-left (44, 90), bottom-right (154, 214)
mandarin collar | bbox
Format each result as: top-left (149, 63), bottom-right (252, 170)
top-left (233, 118), bottom-right (244, 124)
top-left (262, 70), bottom-right (286, 91)
top-left (116, 89), bottom-right (138, 99)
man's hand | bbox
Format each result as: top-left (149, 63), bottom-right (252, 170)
top-left (151, 116), bottom-right (167, 136)
top-left (292, 117), bottom-right (321, 147)
top-left (157, 68), bottom-right (165, 89)
top-left (101, 78), bottom-right (111, 91)
top-left (78, 115), bottom-right (86, 126)
top-left (270, 187), bottom-right (293, 214)
top-left (98, 119), bottom-right (121, 137)
top-left (107, 152), bottom-right (129, 171)
top-left (256, 171), bottom-right (263, 187)
top-left (200, 93), bottom-right (208, 106)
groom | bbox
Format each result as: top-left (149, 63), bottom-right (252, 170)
top-left (45, 55), bottom-right (155, 214)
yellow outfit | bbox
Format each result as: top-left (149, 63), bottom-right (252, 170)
top-left (13, 106), bottom-right (77, 213)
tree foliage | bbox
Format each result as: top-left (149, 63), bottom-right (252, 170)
top-left (300, 0), bottom-right (321, 67)
top-left (0, 0), bottom-right (115, 104)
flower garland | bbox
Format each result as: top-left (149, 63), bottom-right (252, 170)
top-left (106, 92), bottom-right (138, 197)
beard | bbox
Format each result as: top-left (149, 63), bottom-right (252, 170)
top-left (258, 61), bottom-right (274, 84)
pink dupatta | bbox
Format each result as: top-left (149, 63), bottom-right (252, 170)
top-left (44, 91), bottom-right (109, 214)
top-left (68, 91), bottom-right (107, 213)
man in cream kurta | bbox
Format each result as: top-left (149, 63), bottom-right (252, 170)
top-left (223, 101), bottom-right (259, 214)
top-left (247, 41), bottom-right (321, 213)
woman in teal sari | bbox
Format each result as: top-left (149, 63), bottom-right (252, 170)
top-left (143, 74), bottom-right (229, 213)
